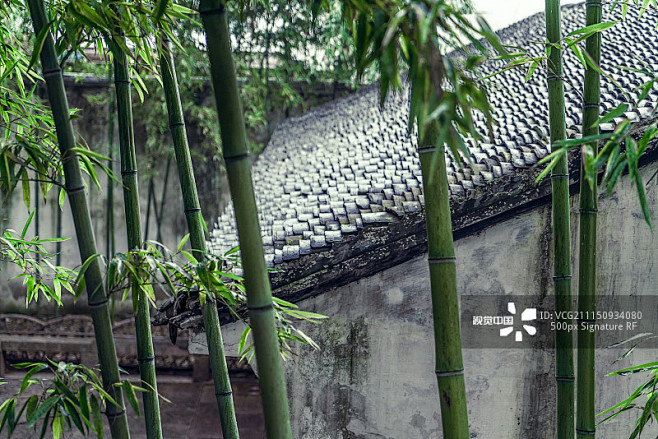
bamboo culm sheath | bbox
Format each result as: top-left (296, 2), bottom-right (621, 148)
top-left (545, 1), bottom-right (575, 437)
top-left (577, 1), bottom-right (601, 437)
top-left (159, 38), bottom-right (240, 439)
top-left (199, 1), bottom-right (293, 437)
top-left (26, 1), bottom-right (131, 437)
top-left (111, 36), bottom-right (163, 439)
top-left (420, 121), bottom-right (469, 438)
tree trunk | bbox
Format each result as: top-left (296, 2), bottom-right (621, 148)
top-left (199, 1), bottom-right (293, 437)
top-left (545, 1), bottom-right (575, 437)
top-left (26, 1), bottom-right (131, 437)
top-left (159, 37), bottom-right (240, 439)
top-left (577, 1), bottom-right (601, 437)
top-left (111, 36), bottom-right (163, 439)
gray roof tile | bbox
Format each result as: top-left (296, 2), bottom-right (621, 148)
top-left (207, 4), bottom-right (658, 268)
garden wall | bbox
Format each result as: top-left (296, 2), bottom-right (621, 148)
top-left (190, 159), bottom-right (658, 438)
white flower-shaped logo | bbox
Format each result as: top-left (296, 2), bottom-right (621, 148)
top-left (500, 302), bottom-right (537, 342)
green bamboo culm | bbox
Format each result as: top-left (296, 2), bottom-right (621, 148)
top-left (106, 68), bottom-right (116, 262)
top-left (199, 1), bottom-right (293, 437)
top-left (110, 34), bottom-right (163, 439)
top-left (106, 68), bottom-right (116, 319)
top-left (159, 38), bottom-right (240, 439)
top-left (545, 1), bottom-right (575, 437)
top-left (576, 1), bottom-right (601, 437)
top-left (419, 121), bottom-right (469, 438)
top-left (25, 1), bottom-right (131, 438)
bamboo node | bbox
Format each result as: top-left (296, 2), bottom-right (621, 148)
top-left (552, 275), bottom-right (572, 281)
top-left (42, 68), bottom-right (62, 79)
top-left (138, 356), bottom-right (155, 364)
top-left (105, 408), bottom-right (127, 419)
top-left (121, 170), bottom-right (138, 177)
top-left (419, 146), bottom-right (438, 155)
top-left (169, 121), bottom-right (185, 129)
top-left (87, 299), bottom-right (109, 309)
top-left (185, 207), bottom-right (202, 214)
top-left (583, 103), bottom-right (600, 109)
top-left (576, 428), bottom-right (596, 435)
top-left (114, 79), bottom-right (130, 85)
top-left (585, 1), bottom-right (603, 8)
top-left (579, 208), bottom-right (598, 214)
top-left (248, 303), bottom-right (274, 312)
top-left (67, 185), bottom-right (86, 195)
top-left (428, 257), bottom-right (456, 264)
top-left (215, 390), bottom-right (233, 396)
top-left (555, 376), bottom-right (575, 382)
top-left (224, 152), bottom-right (250, 163)
top-left (435, 369), bottom-right (464, 377)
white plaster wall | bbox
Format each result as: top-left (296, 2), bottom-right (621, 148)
top-left (192, 161), bottom-right (658, 438)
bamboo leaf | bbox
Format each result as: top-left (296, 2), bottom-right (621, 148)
top-left (21, 168), bottom-right (30, 209)
top-left (26, 395), bottom-right (59, 428)
top-left (90, 395), bottom-right (103, 438)
top-left (20, 362), bottom-right (48, 393)
top-left (594, 104), bottom-right (629, 128)
top-left (27, 20), bottom-right (52, 70)
top-left (21, 210), bottom-right (35, 239)
top-left (525, 60), bottom-right (538, 82)
top-left (568, 21), bottom-right (617, 37)
top-left (122, 381), bottom-right (140, 417)
top-left (52, 414), bottom-right (63, 439)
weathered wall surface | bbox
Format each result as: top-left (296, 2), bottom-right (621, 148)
top-left (190, 160), bottom-right (658, 438)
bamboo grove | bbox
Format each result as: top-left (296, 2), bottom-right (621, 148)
top-left (0, 0), bottom-right (656, 438)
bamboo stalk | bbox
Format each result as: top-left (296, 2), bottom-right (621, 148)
top-left (545, 1), bottom-right (575, 437)
top-left (145, 176), bottom-right (154, 240)
top-left (106, 69), bottom-right (116, 320)
top-left (110, 35), bottom-right (163, 439)
top-left (419, 121), bottom-right (469, 438)
top-left (34, 174), bottom-right (41, 315)
top-left (55, 176), bottom-right (62, 319)
top-left (155, 154), bottom-right (171, 244)
top-left (577, 1), bottom-right (601, 437)
top-left (199, 1), bottom-right (293, 437)
top-left (159, 38), bottom-right (240, 439)
top-left (106, 68), bottom-right (115, 263)
top-left (26, 1), bottom-right (131, 437)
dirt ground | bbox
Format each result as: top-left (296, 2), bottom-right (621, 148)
top-left (0, 370), bottom-right (266, 438)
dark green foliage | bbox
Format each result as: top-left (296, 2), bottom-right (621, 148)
top-left (0, 360), bottom-right (144, 439)
top-left (600, 354), bottom-right (658, 438)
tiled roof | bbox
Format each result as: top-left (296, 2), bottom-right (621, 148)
top-left (208, 3), bottom-right (658, 270)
